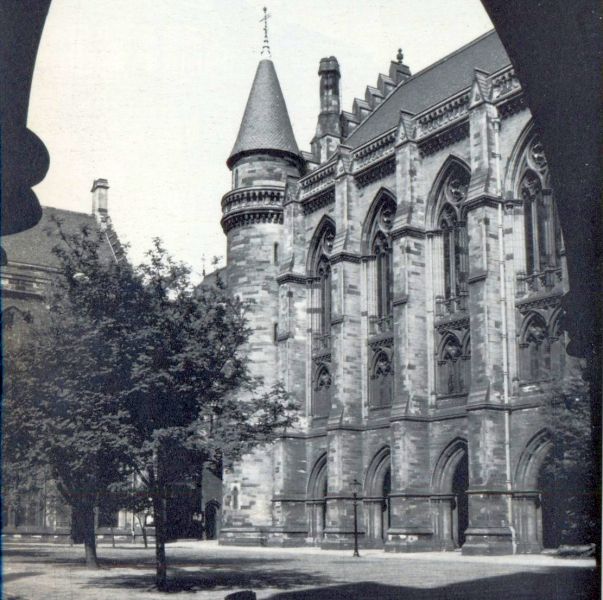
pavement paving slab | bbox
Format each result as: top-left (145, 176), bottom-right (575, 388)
top-left (2, 540), bottom-right (597, 600)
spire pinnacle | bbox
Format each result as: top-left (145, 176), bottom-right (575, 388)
top-left (260, 7), bottom-right (271, 58)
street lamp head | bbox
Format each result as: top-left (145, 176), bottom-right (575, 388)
top-left (352, 478), bottom-right (362, 492)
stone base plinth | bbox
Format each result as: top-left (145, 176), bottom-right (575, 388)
top-left (384, 528), bottom-right (435, 552)
top-left (461, 527), bottom-right (515, 555)
top-left (219, 528), bottom-right (268, 546)
top-left (320, 531), bottom-right (365, 550)
top-left (266, 529), bottom-right (308, 547)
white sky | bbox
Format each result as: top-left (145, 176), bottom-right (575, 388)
top-left (29, 0), bottom-right (493, 281)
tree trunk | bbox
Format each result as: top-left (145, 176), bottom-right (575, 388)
top-left (78, 503), bottom-right (99, 568)
top-left (152, 492), bottom-right (168, 590)
top-left (136, 513), bottom-right (148, 548)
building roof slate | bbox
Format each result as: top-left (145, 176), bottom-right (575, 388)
top-left (228, 59), bottom-right (301, 168)
top-left (345, 30), bottom-right (511, 148)
top-left (2, 206), bottom-right (116, 270)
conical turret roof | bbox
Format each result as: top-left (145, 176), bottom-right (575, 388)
top-left (227, 59), bottom-right (301, 169)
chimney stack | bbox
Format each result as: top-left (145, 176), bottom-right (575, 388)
top-left (311, 56), bottom-right (342, 163)
top-left (91, 178), bottom-right (109, 218)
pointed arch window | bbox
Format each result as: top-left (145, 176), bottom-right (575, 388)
top-left (369, 348), bottom-right (393, 408)
top-left (435, 165), bottom-right (470, 304)
top-left (309, 220), bottom-right (335, 354)
top-left (373, 232), bottom-right (393, 319)
top-left (313, 364), bottom-right (332, 417)
top-left (317, 257), bottom-right (331, 336)
top-left (437, 333), bottom-right (470, 396)
top-left (520, 314), bottom-right (551, 383)
top-left (365, 192), bottom-right (397, 335)
top-left (518, 137), bottom-right (562, 276)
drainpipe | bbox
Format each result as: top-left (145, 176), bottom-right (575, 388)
top-left (493, 116), bottom-right (516, 554)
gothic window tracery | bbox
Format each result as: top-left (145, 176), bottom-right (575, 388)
top-left (364, 191), bottom-right (396, 409)
top-left (309, 220), bottom-right (335, 349)
top-left (518, 136), bottom-right (562, 276)
top-left (437, 333), bottom-right (470, 396)
top-left (370, 348), bottom-right (393, 408)
top-left (520, 313), bottom-right (552, 383)
top-left (309, 220), bottom-right (335, 417)
top-left (367, 194), bottom-right (396, 327)
top-left (313, 363), bottom-right (332, 417)
top-left (435, 165), bottom-right (470, 302)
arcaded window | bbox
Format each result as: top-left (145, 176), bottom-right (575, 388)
top-left (366, 192), bottom-right (396, 333)
top-left (364, 190), bottom-right (397, 409)
top-left (435, 165), bottom-right (470, 304)
top-left (517, 137), bottom-right (562, 276)
top-left (309, 218), bottom-right (335, 418)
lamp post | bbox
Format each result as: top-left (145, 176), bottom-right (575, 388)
top-left (352, 478), bottom-right (361, 557)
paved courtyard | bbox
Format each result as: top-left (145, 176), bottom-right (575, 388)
top-left (3, 540), bottom-right (597, 600)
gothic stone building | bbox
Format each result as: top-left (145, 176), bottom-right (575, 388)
top-left (218, 30), bottom-right (574, 555)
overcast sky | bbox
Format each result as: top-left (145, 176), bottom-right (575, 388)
top-left (29, 0), bottom-right (493, 281)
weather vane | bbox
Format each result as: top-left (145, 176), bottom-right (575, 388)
top-left (260, 6), bottom-right (271, 58)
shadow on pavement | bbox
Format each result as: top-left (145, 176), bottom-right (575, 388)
top-left (85, 566), bottom-right (330, 593)
top-left (265, 569), bottom-right (598, 600)
top-left (2, 571), bottom-right (43, 583)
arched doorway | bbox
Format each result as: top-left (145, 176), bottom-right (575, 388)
top-left (537, 457), bottom-right (559, 549)
top-left (432, 439), bottom-right (469, 550)
top-left (307, 454), bottom-right (328, 544)
top-left (364, 447), bottom-right (391, 547)
top-left (204, 500), bottom-right (220, 540)
top-left (514, 430), bottom-right (553, 553)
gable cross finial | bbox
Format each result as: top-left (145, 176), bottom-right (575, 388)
top-left (260, 7), bottom-right (272, 58)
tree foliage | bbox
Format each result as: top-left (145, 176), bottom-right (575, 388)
top-left (541, 370), bottom-right (597, 546)
top-left (3, 221), bottom-right (298, 586)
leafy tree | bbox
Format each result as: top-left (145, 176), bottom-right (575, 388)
top-left (541, 370), bottom-right (597, 547)
top-left (3, 279), bottom-right (135, 566)
top-left (4, 222), bottom-right (297, 589)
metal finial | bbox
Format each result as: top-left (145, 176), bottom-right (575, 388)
top-left (397, 48), bottom-right (404, 64)
top-left (201, 254), bottom-right (206, 278)
top-left (260, 7), bottom-right (272, 58)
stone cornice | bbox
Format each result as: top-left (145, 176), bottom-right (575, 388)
top-left (299, 161), bottom-right (336, 197)
top-left (498, 93), bottom-right (528, 120)
top-left (221, 185), bottom-right (286, 233)
top-left (353, 155), bottom-right (396, 188)
top-left (415, 89), bottom-right (471, 140)
top-left (276, 272), bottom-right (308, 285)
top-left (515, 290), bottom-right (563, 312)
top-left (435, 315), bottom-right (470, 332)
top-left (301, 186), bottom-right (335, 215)
top-left (392, 293), bottom-right (409, 306)
top-left (351, 129), bottom-right (396, 170)
top-left (491, 66), bottom-right (521, 102)
top-left (329, 251), bottom-right (362, 265)
top-left (221, 185), bottom-right (285, 213)
top-left (390, 225), bottom-right (425, 240)
top-left (221, 208), bottom-right (283, 233)
top-left (463, 193), bottom-right (504, 212)
top-left (417, 120), bottom-right (470, 158)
